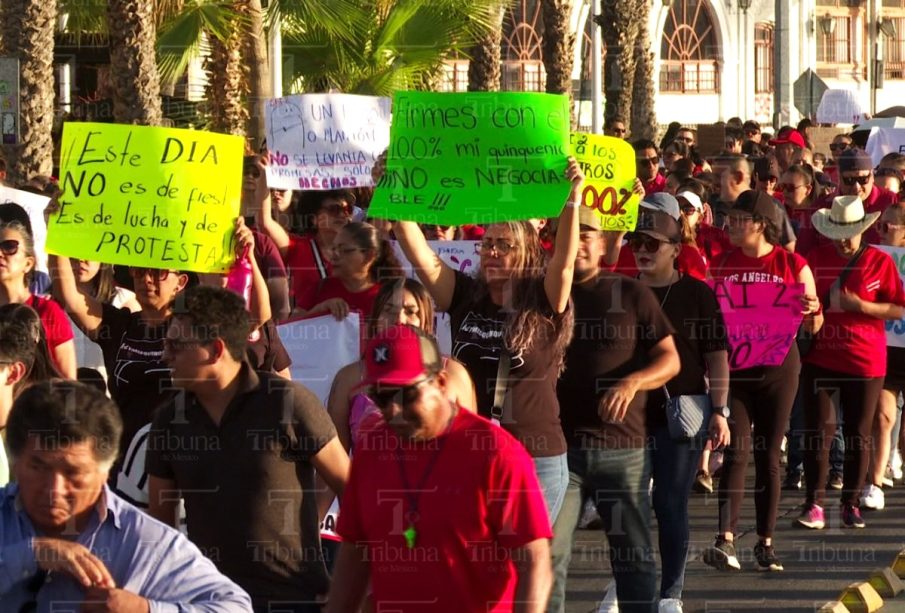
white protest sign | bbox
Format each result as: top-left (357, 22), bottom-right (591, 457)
top-left (0, 186), bottom-right (50, 272)
top-left (265, 94), bottom-right (391, 191)
top-left (277, 313), bottom-right (361, 405)
top-left (878, 246), bottom-right (905, 349)
top-left (865, 127), bottom-right (905, 168)
top-left (816, 89), bottom-right (863, 125)
top-left (391, 240), bottom-right (481, 353)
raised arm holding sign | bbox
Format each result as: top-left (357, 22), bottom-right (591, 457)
top-left (570, 133), bottom-right (640, 232)
top-left (46, 123), bottom-right (243, 273)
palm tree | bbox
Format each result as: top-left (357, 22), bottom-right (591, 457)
top-left (540, 0), bottom-right (575, 98)
top-left (243, 0), bottom-right (270, 146)
top-left (202, 5), bottom-right (248, 135)
top-left (283, 0), bottom-right (506, 96)
top-left (467, 4), bottom-right (507, 92)
top-left (107, 0), bottom-right (163, 124)
top-left (0, 0), bottom-right (57, 181)
top-left (631, 11), bottom-right (657, 140)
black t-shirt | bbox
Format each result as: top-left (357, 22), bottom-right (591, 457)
top-left (146, 366), bottom-right (337, 606)
top-left (557, 273), bottom-right (674, 449)
top-left (644, 275), bottom-right (728, 430)
top-left (447, 271), bottom-right (567, 457)
top-left (96, 304), bottom-right (171, 461)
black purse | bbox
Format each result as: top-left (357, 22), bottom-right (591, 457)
top-left (797, 244), bottom-right (866, 357)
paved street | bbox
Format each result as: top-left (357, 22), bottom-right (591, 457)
top-left (564, 475), bottom-right (905, 612)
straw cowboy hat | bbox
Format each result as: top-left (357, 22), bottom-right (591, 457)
top-left (811, 195), bottom-right (880, 240)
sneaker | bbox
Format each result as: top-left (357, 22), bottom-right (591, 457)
top-left (693, 470), bottom-right (713, 494)
top-left (579, 499), bottom-right (603, 530)
top-left (828, 473), bottom-right (844, 490)
top-left (860, 484), bottom-right (885, 510)
top-left (753, 541), bottom-right (784, 572)
top-left (702, 537), bottom-right (741, 571)
top-left (782, 471), bottom-right (802, 491)
top-left (883, 466), bottom-right (895, 488)
top-left (796, 504), bottom-right (825, 529)
top-left (841, 504), bottom-right (866, 528)
top-left (892, 449), bottom-right (903, 481)
top-left (658, 598), bottom-right (684, 613)
top-left (597, 580), bottom-right (618, 613)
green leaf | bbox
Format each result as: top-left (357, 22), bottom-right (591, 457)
top-left (156, 1), bottom-right (244, 85)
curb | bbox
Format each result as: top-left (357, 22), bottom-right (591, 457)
top-left (818, 548), bottom-right (905, 612)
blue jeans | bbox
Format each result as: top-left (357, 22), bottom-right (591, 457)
top-left (548, 445), bottom-right (656, 613)
top-left (788, 390), bottom-right (844, 477)
top-left (533, 453), bottom-right (568, 525)
top-left (650, 426), bottom-right (702, 600)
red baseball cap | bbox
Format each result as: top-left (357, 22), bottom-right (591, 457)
top-left (768, 128), bottom-right (806, 149)
top-left (362, 324), bottom-right (443, 387)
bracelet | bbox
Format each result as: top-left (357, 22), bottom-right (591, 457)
top-left (565, 201), bottom-right (581, 209)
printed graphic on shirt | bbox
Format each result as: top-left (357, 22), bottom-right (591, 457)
top-left (722, 272), bottom-right (786, 284)
top-left (452, 311), bottom-right (525, 369)
top-left (112, 338), bottom-right (168, 389)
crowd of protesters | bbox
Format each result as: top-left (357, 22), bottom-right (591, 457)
top-left (0, 112), bottom-right (904, 613)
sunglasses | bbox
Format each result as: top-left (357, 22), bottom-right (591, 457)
top-left (480, 239), bottom-right (517, 255)
top-left (881, 222), bottom-right (904, 234)
top-left (0, 239), bottom-right (20, 256)
top-left (369, 377), bottom-right (433, 408)
top-left (842, 175), bottom-right (871, 186)
top-left (637, 156), bottom-right (660, 166)
top-left (627, 234), bottom-right (668, 252)
top-left (829, 143), bottom-right (850, 151)
top-left (129, 267), bottom-right (174, 281)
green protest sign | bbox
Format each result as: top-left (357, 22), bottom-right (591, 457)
top-left (47, 122), bottom-right (243, 273)
top-left (368, 92), bottom-right (572, 224)
top-left (570, 132), bottom-right (640, 231)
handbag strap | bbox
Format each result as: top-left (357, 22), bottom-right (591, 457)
top-left (821, 244), bottom-right (867, 307)
top-left (491, 349), bottom-right (511, 422)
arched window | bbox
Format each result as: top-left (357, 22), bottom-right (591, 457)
top-left (501, 0), bottom-right (546, 92)
top-left (660, 0), bottom-right (720, 93)
top-left (754, 23), bottom-right (774, 93)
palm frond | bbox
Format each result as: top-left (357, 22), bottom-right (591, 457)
top-left (157, 1), bottom-right (244, 85)
top-left (58, 0), bottom-right (108, 35)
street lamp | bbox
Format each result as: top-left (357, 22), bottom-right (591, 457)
top-left (880, 17), bottom-right (898, 39)
top-left (738, 0), bottom-right (752, 12)
top-left (818, 14), bottom-right (836, 37)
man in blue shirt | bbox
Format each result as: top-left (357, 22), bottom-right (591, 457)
top-left (0, 380), bottom-right (252, 612)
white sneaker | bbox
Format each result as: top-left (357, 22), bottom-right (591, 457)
top-left (597, 580), bottom-right (618, 613)
top-left (659, 598), bottom-right (684, 613)
top-left (883, 466), bottom-right (894, 488)
top-left (860, 483), bottom-right (885, 510)
top-left (892, 449), bottom-right (903, 481)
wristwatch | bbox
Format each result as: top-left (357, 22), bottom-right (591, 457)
top-left (715, 405), bottom-right (730, 419)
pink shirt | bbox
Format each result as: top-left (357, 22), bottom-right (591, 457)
top-left (338, 410), bottom-right (552, 612)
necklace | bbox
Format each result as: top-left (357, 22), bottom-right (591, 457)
top-left (394, 419), bottom-right (455, 549)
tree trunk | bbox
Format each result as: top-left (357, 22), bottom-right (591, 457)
top-left (0, 0), bottom-right (56, 182)
top-left (107, 0), bottom-right (163, 125)
top-left (243, 0), bottom-right (270, 148)
top-left (204, 24), bottom-right (249, 136)
top-left (600, 0), bottom-right (640, 130)
top-left (541, 0), bottom-right (575, 97)
top-left (631, 4), bottom-right (657, 141)
top-left (467, 5), bottom-right (505, 92)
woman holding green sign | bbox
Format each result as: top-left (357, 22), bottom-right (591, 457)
top-left (391, 158), bottom-right (585, 524)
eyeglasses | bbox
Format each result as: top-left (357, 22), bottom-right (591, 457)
top-left (829, 143), bottom-right (850, 151)
top-left (129, 267), bottom-right (174, 281)
top-left (636, 156), bottom-right (659, 166)
top-left (0, 239), bottom-right (20, 256)
top-left (627, 234), bottom-right (668, 253)
top-left (842, 175), bottom-right (871, 186)
top-left (881, 222), bottom-right (904, 234)
top-left (163, 337), bottom-right (209, 353)
top-left (778, 183), bottom-right (806, 192)
top-left (331, 245), bottom-right (363, 257)
top-left (480, 239), bottom-right (517, 255)
top-left (369, 377), bottom-right (433, 408)
top-left (726, 215), bottom-right (755, 227)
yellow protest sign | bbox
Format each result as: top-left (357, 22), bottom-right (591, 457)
top-left (570, 133), bottom-right (640, 231)
top-left (47, 122), bottom-right (244, 273)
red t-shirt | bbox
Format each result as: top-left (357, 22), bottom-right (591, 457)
top-left (805, 244), bottom-right (905, 377)
top-left (711, 246), bottom-right (807, 284)
top-left (695, 224), bottom-right (732, 270)
top-left (642, 173), bottom-right (667, 196)
top-left (337, 409), bottom-right (552, 612)
top-left (284, 234), bottom-right (332, 311)
top-left (313, 277), bottom-right (380, 318)
top-left (609, 243), bottom-right (707, 280)
top-left (27, 294), bottom-right (74, 372)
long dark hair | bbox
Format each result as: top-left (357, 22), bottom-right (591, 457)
top-left (0, 303), bottom-right (62, 393)
top-left (369, 278), bottom-right (435, 337)
top-left (340, 221), bottom-right (404, 283)
top-left (81, 262), bottom-right (119, 304)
